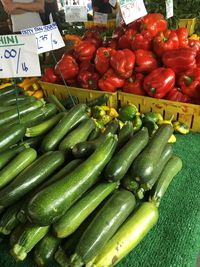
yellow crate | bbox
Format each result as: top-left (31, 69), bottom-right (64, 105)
top-left (118, 91), bottom-right (200, 132)
top-left (39, 81), bottom-right (118, 108)
top-left (178, 18), bottom-right (196, 36)
top-left (84, 19), bottom-right (116, 29)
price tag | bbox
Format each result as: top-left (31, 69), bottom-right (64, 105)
top-left (64, 0), bottom-right (87, 22)
top-left (120, 0), bottom-right (147, 25)
top-left (94, 12), bottom-right (108, 25)
top-left (0, 34), bottom-right (41, 78)
top-left (165, 0), bottom-right (173, 19)
top-left (21, 22), bottom-right (65, 54)
top-left (109, 0), bottom-right (117, 8)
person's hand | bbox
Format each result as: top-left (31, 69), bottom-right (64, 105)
top-left (2, 0), bottom-right (17, 14)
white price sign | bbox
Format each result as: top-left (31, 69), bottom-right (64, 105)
top-left (0, 34), bottom-right (41, 78)
top-left (21, 22), bottom-right (65, 54)
top-left (65, 5), bottom-right (87, 22)
top-left (94, 12), bottom-right (108, 25)
top-left (120, 0), bottom-right (147, 25)
top-left (109, 0), bottom-right (117, 8)
top-left (165, 0), bottom-right (173, 19)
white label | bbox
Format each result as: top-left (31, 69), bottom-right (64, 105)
top-left (165, 0), bottom-right (173, 19)
top-left (94, 12), bottom-right (108, 24)
top-left (109, 0), bottom-right (116, 8)
top-left (0, 34), bottom-right (41, 78)
top-left (64, 5), bottom-right (88, 22)
top-left (120, 0), bottom-right (147, 25)
top-left (21, 22), bottom-right (65, 54)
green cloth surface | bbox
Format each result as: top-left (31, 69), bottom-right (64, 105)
top-left (0, 132), bottom-right (200, 267)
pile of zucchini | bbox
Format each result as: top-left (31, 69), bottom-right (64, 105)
top-left (0, 86), bottom-right (183, 267)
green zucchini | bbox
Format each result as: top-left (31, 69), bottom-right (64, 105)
top-left (0, 148), bottom-right (37, 189)
top-left (41, 104), bottom-right (88, 152)
top-left (130, 124), bottom-right (174, 183)
top-left (90, 202), bottom-right (158, 267)
top-left (19, 135), bottom-right (45, 149)
top-left (53, 181), bottom-right (119, 238)
top-left (0, 151), bottom-right (65, 209)
top-left (0, 124), bottom-right (26, 153)
top-left (88, 127), bottom-right (102, 141)
top-left (0, 99), bottom-right (45, 126)
top-left (0, 97), bottom-right (36, 113)
top-left (71, 190), bottom-right (136, 266)
top-left (59, 118), bottom-right (95, 152)
top-left (105, 127), bottom-right (149, 182)
top-left (47, 94), bottom-right (67, 112)
top-left (0, 201), bottom-right (21, 235)
top-left (86, 94), bottom-right (109, 107)
top-left (0, 85), bottom-right (23, 98)
top-left (27, 133), bottom-right (117, 226)
top-left (72, 119), bottom-right (119, 158)
top-left (115, 121), bottom-right (134, 151)
top-left (10, 223), bottom-right (24, 248)
top-left (11, 222), bottom-right (50, 261)
top-left (121, 172), bottom-right (139, 194)
top-left (149, 155), bottom-right (183, 206)
top-left (34, 233), bottom-right (61, 266)
top-left (0, 94), bottom-right (36, 106)
top-left (25, 112), bottom-right (65, 137)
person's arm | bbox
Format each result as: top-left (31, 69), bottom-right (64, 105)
top-left (14, 0), bottom-right (45, 12)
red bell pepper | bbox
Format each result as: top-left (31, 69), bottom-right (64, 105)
top-left (174, 28), bottom-right (188, 48)
top-left (196, 52), bottom-right (200, 68)
top-left (131, 31), bottom-right (153, 51)
top-left (177, 68), bottom-right (200, 99)
top-left (140, 13), bottom-right (167, 37)
top-left (64, 34), bottom-right (82, 48)
top-left (153, 29), bottom-right (179, 56)
top-left (98, 68), bottom-right (125, 92)
top-left (94, 47), bottom-right (114, 75)
top-left (42, 67), bottom-right (59, 83)
top-left (54, 54), bottom-right (79, 81)
top-left (143, 67), bottom-right (175, 98)
top-left (111, 26), bottom-right (126, 40)
top-left (118, 28), bottom-right (137, 49)
top-left (122, 73), bottom-right (146, 95)
top-left (110, 49), bottom-right (135, 79)
top-left (188, 39), bottom-right (200, 53)
top-left (74, 40), bottom-right (97, 62)
top-left (162, 47), bottom-right (197, 73)
top-left (78, 70), bottom-right (100, 90)
top-left (134, 49), bottom-right (159, 73)
top-left (165, 87), bottom-right (191, 103)
top-left (79, 61), bottom-right (95, 73)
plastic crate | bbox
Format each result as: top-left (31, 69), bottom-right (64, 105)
top-left (84, 19), bottom-right (116, 29)
top-left (118, 91), bottom-right (200, 132)
top-left (178, 18), bottom-right (196, 36)
top-left (39, 81), bottom-right (118, 108)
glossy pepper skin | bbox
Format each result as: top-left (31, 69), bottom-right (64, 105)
top-left (42, 67), bottom-right (59, 83)
top-left (177, 68), bottom-right (200, 99)
top-left (122, 73), bottom-right (146, 95)
top-left (118, 28), bottom-right (137, 49)
top-left (188, 39), bottom-right (200, 53)
top-left (110, 49), bottom-right (135, 79)
top-left (54, 54), bottom-right (79, 81)
top-left (131, 31), bottom-right (153, 51)
top-left (134, 49), bottom-right (159, 73)
top-left (174, 28), bottom-right (188, 48)
top-left (94, 47), bottom-right (114, 75)
top-left (143, 67), bottom-right (175, 98)
top-left (74, 40), bottom-right (96, 62)
top-left (98, 68), bottom-right (125, 92)
top-left (78, 70), bottom-right (100, 90)
top-left (165, 87), bottom-right (191, 103)
top-left (153, 29), bottom-right (179, 56)
top-left (162, 47), bottom-right (197, 73)
top-left (140, 13), bottom-right (167, 37)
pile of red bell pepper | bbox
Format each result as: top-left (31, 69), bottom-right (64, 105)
top-left (41, 13), bottom-right (200, 104)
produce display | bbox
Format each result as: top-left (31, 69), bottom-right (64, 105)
top-left (0, 85), bottom-right (184, 267)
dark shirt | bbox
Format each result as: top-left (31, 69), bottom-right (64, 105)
top-left (92, 0), bottom-right (112, 14)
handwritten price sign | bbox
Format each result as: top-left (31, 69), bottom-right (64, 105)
top-left (0, 34), bottom-right (41, 78)
top-left (120, 0), bottom-right (147, 25)
top-left (21, 22), bottom-right (65, 54)
top-left (64, 6), bottom-right (87, 23)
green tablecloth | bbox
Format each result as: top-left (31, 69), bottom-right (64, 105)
top-left (0, 132), bottom-right (200, 267)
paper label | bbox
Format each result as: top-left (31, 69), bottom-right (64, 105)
top-left (94, 12), bottom-right (108, 24)
top-left (109, 0), bottom-right (117, 8)
top-left (21, 22), bottom-right (65, 54)
top-left (165, 0), bottom-right (173, 19)
top-left (0, 34), bottom-right (41, 78)
top-left (64, 0), bottom-right (88, 22)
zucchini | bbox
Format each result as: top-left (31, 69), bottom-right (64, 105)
top-left (130, 124), bottom-right (174, 183)
top-left (34, 233), bottom-right (61, 266)
top-left (27, 133), bottom-right (118, 226)
top-left (10, 223), bottom-right (24, 248)
top-left (0, 151), bottom-right (65, 209)
top-left (19, 135), bottom-right (45, 149)
top-left (59, 118), bottom-right (95, 152)
top-left (0, 97), bottom-right (36, 113)
top-left (71, 190), bottom-right (136, 266)
top-left (86, 94), bottom-right (109, 107)
top-left (0, 99), bottom-right (45, 126)
top-left (150, 155), bottom-right (183, 206)
top-left (72, 119), bottom-right (119, 158)
top-left (0, 85), bottom-right (23, 98)
top-left (0, 201), bottom-right (21, 235)
top-left (88, 127), bottom-right (102, 141)
top-left (115, 121), bottom-right (134, 151)
top-left (0, 94), bottom-right (36, 106)
top-left (53, 181), bottom-right (119, 238)
top-left (105, 127), bottom-right (149, 182)
top-left (0, 148), bottom-right (37, 189)
top-left (41, 104), bottom-right (88, 152)
top-left (47, 94), bottom-right (67, 112)
top-left (25, 112), bottom-right (65, 137)
top-left (11, 222), bottom-right (50, 261)
top-left (0, 124), bottom-right (26, 153)
top-left (90, 202), bottom-right (158, 267)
